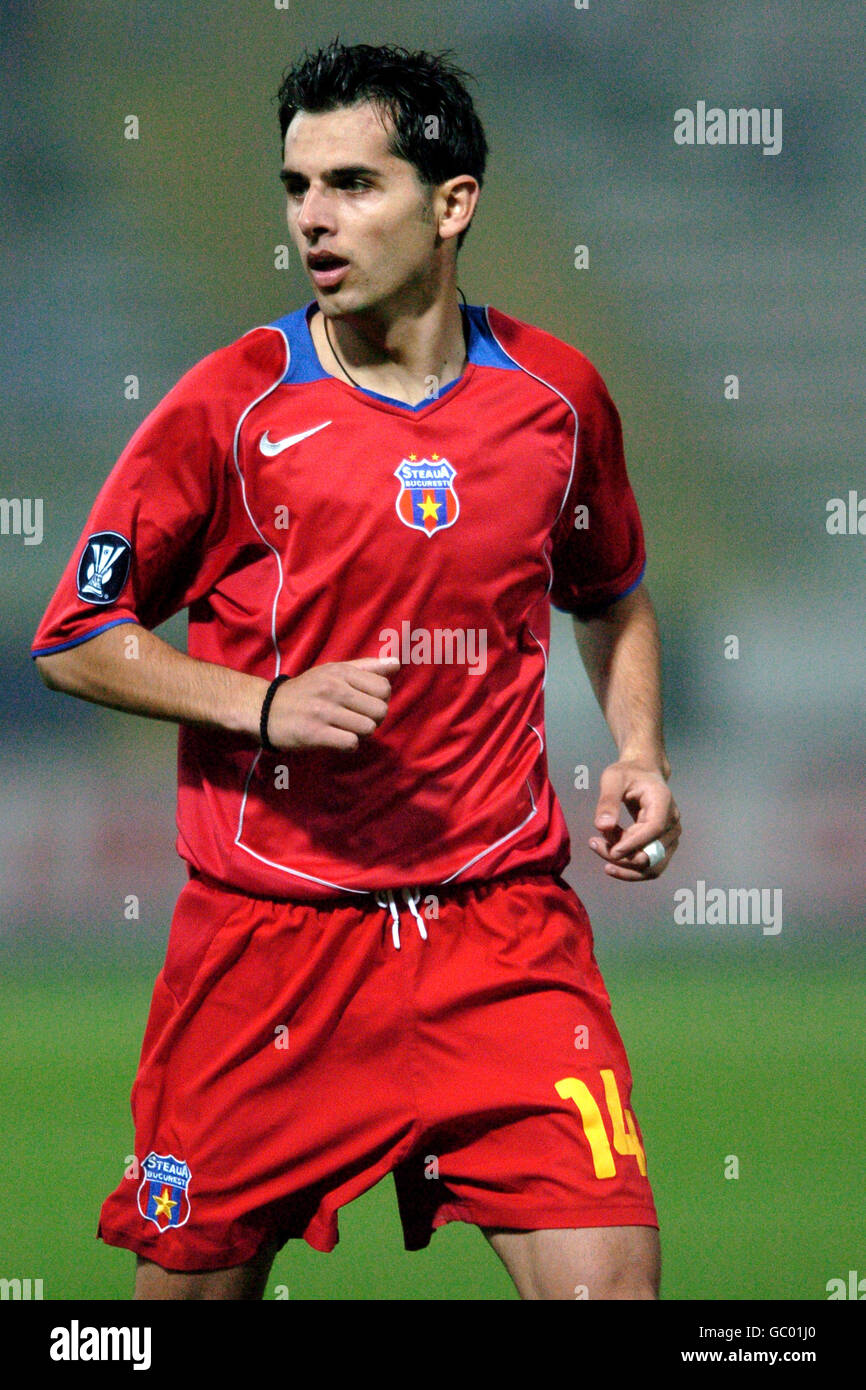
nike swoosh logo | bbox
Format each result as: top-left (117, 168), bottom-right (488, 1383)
top-left (259, 421), bottom-right (332, 455)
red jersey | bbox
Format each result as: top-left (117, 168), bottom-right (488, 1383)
top-left (31, 301), bottom-right (646, 900)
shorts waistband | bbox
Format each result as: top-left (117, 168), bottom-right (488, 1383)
top-left (187, 865), bottom-right (564, 915)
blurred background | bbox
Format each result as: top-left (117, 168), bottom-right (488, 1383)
top-left (2, 0), bottom-right (864, 1300)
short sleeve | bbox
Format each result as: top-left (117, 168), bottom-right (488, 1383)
top-left (549, 362), bottom-right (646, 619)
top-left (31, 355), bottom-right (234, 657)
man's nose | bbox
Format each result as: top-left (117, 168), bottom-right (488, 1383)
top-left (296, 185), bottom-right (335, 235)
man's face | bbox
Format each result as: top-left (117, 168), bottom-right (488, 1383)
top-left (281, 102), bottom-right (443, 315)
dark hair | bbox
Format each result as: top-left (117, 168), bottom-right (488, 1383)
top-left (275, 40), bottom-right (488, 249)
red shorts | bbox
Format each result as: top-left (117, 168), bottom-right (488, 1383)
top-left (98, 870), bottom-right (658, 1270)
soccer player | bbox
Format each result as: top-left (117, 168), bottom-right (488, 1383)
top-left (32, 41), bottom-right (681, 1301)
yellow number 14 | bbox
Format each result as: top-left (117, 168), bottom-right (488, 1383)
top-left (555, 1070), bottom-right (647, 1179)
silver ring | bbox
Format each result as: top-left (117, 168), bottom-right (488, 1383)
top-left (643, 839), bottom-right (666, 869)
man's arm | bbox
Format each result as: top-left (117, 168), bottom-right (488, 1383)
top-left (572, 582), bottom-right (680, 880)
top-left (35, 625), bottom-right (400, 753)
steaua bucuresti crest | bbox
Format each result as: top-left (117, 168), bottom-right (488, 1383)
top-left (394, 454), bottom-right (459, 537)
top-left (137, 1152), bottom-right (192, 1232)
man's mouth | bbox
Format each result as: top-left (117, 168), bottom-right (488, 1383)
top-left (308, 251), bottom-right (350, 287)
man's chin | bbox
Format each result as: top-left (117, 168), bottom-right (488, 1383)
top-left (312, 281), bottom-right (355, 310)
top-left (315, 287), bottom-right (379, 319)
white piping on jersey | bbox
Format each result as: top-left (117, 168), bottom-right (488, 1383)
top-left (230, 326), bottom-right (291, 676)
top-left (542, 539), bottom-right (555, 599)
top-left (230, 324), bottom-right (369, 897)
top-left (431, 307), bottom-right (579, 887)
top-left (526, 624), bottom-right (548, 690)
top-left (482, 305), bottom-right (580, 529)
top-left (485, 303), bottom-right (578, 607)
top-left (439, 779), bottom-right (538, 884)
top-left (234, 837), bottom-right (370, 895)
top-left (375, 886), bottom-right (428, 950)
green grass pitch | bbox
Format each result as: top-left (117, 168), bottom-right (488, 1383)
top-left (2, 945), bottom-right (862, 1300)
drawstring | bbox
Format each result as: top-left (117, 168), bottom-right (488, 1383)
top-left (404, 888), bottom-right (428, 943)
top-left (374, 886), bottom-right (428, 950)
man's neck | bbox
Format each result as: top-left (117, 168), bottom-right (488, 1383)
top-left (309, 293), bottom-right (468, 407)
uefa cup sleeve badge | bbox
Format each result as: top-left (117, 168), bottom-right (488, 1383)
top-left (394, 455), bottom-right (459, 537)
top-left (76, 531), bottom-right (132, 604)
top-left (137, 1153), bottom-right (192, 1232)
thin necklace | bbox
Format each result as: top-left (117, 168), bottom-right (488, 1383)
top-left (323, 289), bottom-right (470, 392)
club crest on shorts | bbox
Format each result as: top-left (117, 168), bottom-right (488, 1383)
top-left (394, 454), bottom-right (459, 537)
top-left (76, 531), bottom-right (131, 604)
top-left (137, 1153), bottom-right (192, 1232)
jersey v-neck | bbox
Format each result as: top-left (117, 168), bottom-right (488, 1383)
top-left (278, 300), bottom-right (481, 416)
top-left (304, 300), bottom-right (474, 413)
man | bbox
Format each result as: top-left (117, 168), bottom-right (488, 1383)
top-left (32, 40), bottom-right (680, 1301)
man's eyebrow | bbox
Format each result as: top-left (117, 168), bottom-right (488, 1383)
top-left (279, 164), bottom-right (381, 185)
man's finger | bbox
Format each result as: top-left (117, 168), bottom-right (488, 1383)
top-left (608, 787), bottom-right (675, 857)
top-left (347, 657), bottom-right (402, 671)
top-left (590, 827), bottom-right (677, 865)
top-left (589, 830), bottom-right (662, 863)
top-left (593, 785), bottom-right (625, 832)
top-left (619, 833), bottom-right (673, 867)
top-left (610, 820), bottom-right (669, 858)
top-left (342, 659), bottom-right (401, 700)
top-left (338, 689), bottom-right (390, 723)
top-left (604, 860), bottom-right (664, 881)
top-left (327, 705), bottom-right (380, 737)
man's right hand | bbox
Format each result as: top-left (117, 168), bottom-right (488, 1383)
top-left (35, 624), bottom-right (402, 752)
top-left (264, 657), bottom-right (401, 752)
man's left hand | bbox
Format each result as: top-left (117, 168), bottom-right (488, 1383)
top-left (588, 759), bottom-right (681, 881)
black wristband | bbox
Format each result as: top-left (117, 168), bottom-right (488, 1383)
top-left (259, 674), bottom-right (290, 753)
